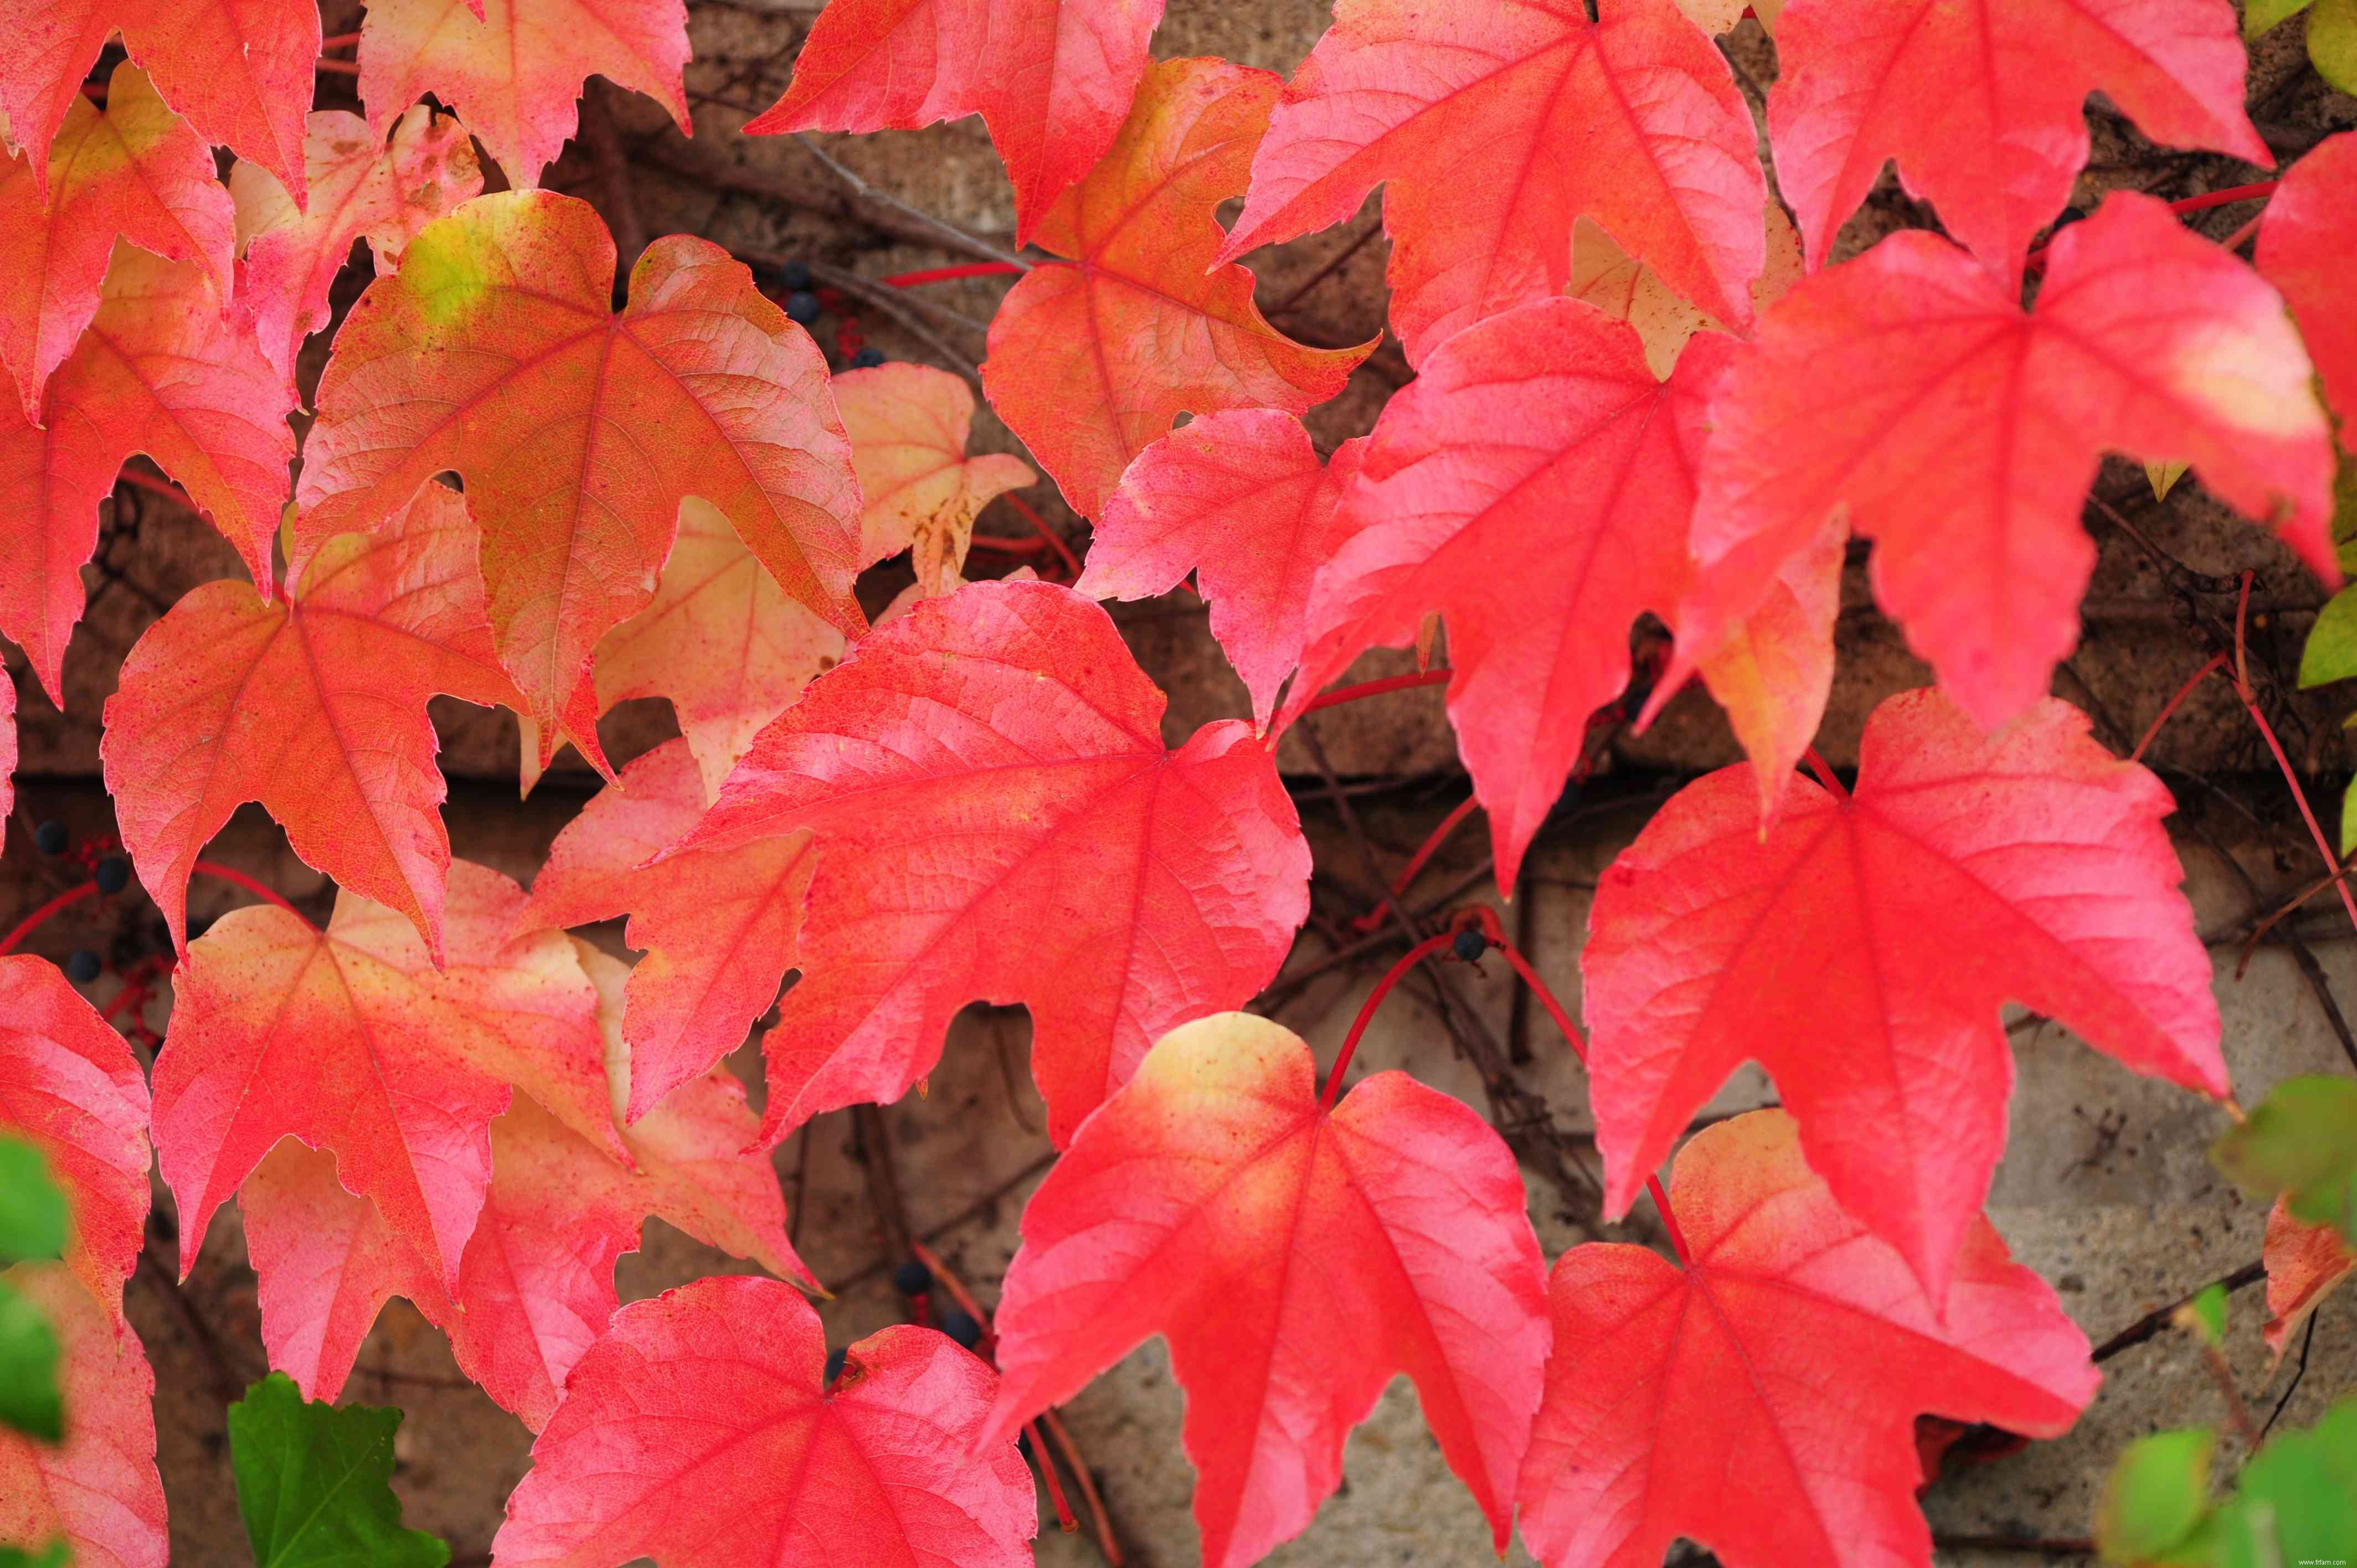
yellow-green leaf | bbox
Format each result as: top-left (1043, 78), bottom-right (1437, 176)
top-left (2212, 1076), bottom-right (2357, 1245)
top-left (2097, 1427), bottom-right (2214, 1565)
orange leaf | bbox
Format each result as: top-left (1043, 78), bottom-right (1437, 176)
top-left (0, 248), bottom-right (292, 703)
top-left (154, 860), bottom-right (617, 1291)
top-left (837, 360), bottom-right (1035, 595)
top-left (523, 737), bottom-right (815, 1123)
top-left (230, 105), bottom-right (482, 389)
top-left (745, 0), bottom-right (1166, 243)
top-left (0, 1264), bottom-right (166, 1568)
top-left (0, 958), bottom-right (151, 1321)
top-left (101, 484), bottom-right (521, 956)
top-left (355, 0), bottom-right (689, 189)
top-left (578, 499), bottom-right (846, 803)
top-left (2262, 1196), bottom-right (2355, 1360)
top-left (243, 942), bottom-right (807, 1428)
top-left (0, 63), bottom-right (231, 421)
top-left (295, 190), bottom-right (866, 770)
top-left (1568, 200), bottom-right (1804, 380)
top-left (0, 0), bottom-right (316, 205)
top-left (981, 56), bottom-right (1371, 520)
top-left (1221, 0), bottom-right (1767, 367)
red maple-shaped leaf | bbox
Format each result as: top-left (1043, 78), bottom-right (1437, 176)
top-left (523, 737), bottom-right (814, 1122)
top-left (1769, 0), bottom-right (2265, 277)
top-left (0, 957), bottom-right (152, 1318)
top-left (491, 1275), bottom-right (1036, 1566)
top-left (2261, 1196), bottom-right (2353, 1359)
top-left (101, 484), bottom-right (524, 956)
top-left (245, 942), bottom-right (807, 1426)
top-left (295, 190), bottom-right (865, 767)
top-left (230, 105), bottom-right (483, 390)
top-left (1278, 300), bottom-right (1732, 893)
top-left (984, 1012), bottom-right (1550, 1568)
top-left (1079, 410), bottom-right (1366, 728)
top-left (1674, 193), bottom-right (2336, 732)
top-left (837, 360), bottom-right (1036, 596)
top-left (564, 498), bottom-right (847, 804)
top-left (676, 579), bottom-right (1312, 1148)
top-left (154, 860), bottom-right (616, 1292)
top-left (1582, 687), bottom-right (2225, 1302)
top-left (980, 56), bottom-right (1371, 520)
top-left (2258, 130), bottom-right (2357, 429)
top-left (0, 248), bottom-right (292, 704)
top-left (1219, 0), bottom-right (1765, 368)
top-left (356, 0), bottom-right (691, 189)
top-left (238, 1138), bottom-right (444, 1408)
top-left (1282, 298), bottom-right (1844, 866)
top-left (0, 0), bottom-right (316, 207)
top-left (0, 63), bottom-right (232, 421)
top-left (1517, 1109), bottom-right (2098, 1568)
top-left (0, 1265), bottom-right (166, 1568)
top-left (747, 0), bottom-right (1165, 243)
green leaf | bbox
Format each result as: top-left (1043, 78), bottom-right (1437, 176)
top-left (2342, 772), bottom-right (2357, 860)
top-left (0, 1278), bottom-right (64, 1442)
top-left (2212, 1076), bottom-right (2357, 1245)
top-left (2247, 0), bottom-right (2315, 35)
top-left (228, 1373), bottom-right (449, 1568)
top-left (2300, 585), bottom-right (2357, 688)
top-left (2097, 1427), bottom-right (2215, 1565)
top-left (0, 1543), bottom-right (71, 1568)
top-left (2214, 1397), bottom-right (2357, 1568)
top-left (2312, 0), bottom-right (2357, 94)
top-left (0, 1138), bottom-right (68, 1265)
top-left (2173, 1282), bottom-right (2228, 1349)
top-left (2145, 460), bottom-right (2188, 503)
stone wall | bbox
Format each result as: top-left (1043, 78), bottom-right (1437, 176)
top-left (6, 1), bottom-right (2355, 1563)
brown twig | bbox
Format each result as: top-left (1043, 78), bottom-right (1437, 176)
top-left (1268, 220), bottom-right (1382, 315)
top-left (579, 84), bottom-right (649, 275)
top-left (637, 137), bottom-right (1022, 269)
top-left (797, 257), bottom-right (987, 385)
top-left (1293, 720), bottom-right (1599, 1219)
top-left (1931, 1534), bottom-right (2096, 1557)
top-left (850, 1102), bottom-right (914, 1264)
top-left (830, 1149), bottom-right (1060, 1296)
top-left (2089, 1260), bottom-right (2266, 1363)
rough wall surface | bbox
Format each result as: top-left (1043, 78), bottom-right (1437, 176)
top-left (3, 0), bottom-right (2353, 1564)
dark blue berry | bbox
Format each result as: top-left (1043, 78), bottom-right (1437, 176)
top-left (850, 347), bottom-right (887, 369)
top-left (66, 950), bottom-right (102, 984)
top-left (940, 1309), bottom-right (983, 1349)
top-left (824, 1346), bottom-right (847, 1384)
top-left (95, 855), bottom-right (131, 895)
top-left (1452, 927), bottom-right (1488, 963)
top-left (891, 1259), bottom-right (933, 1297)
top-left (779, 260), bottom-right (812, 292)
top-left (784, 291), bottom-right (822, 327)
top-left (33, 820), bottom-right (68, 856)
